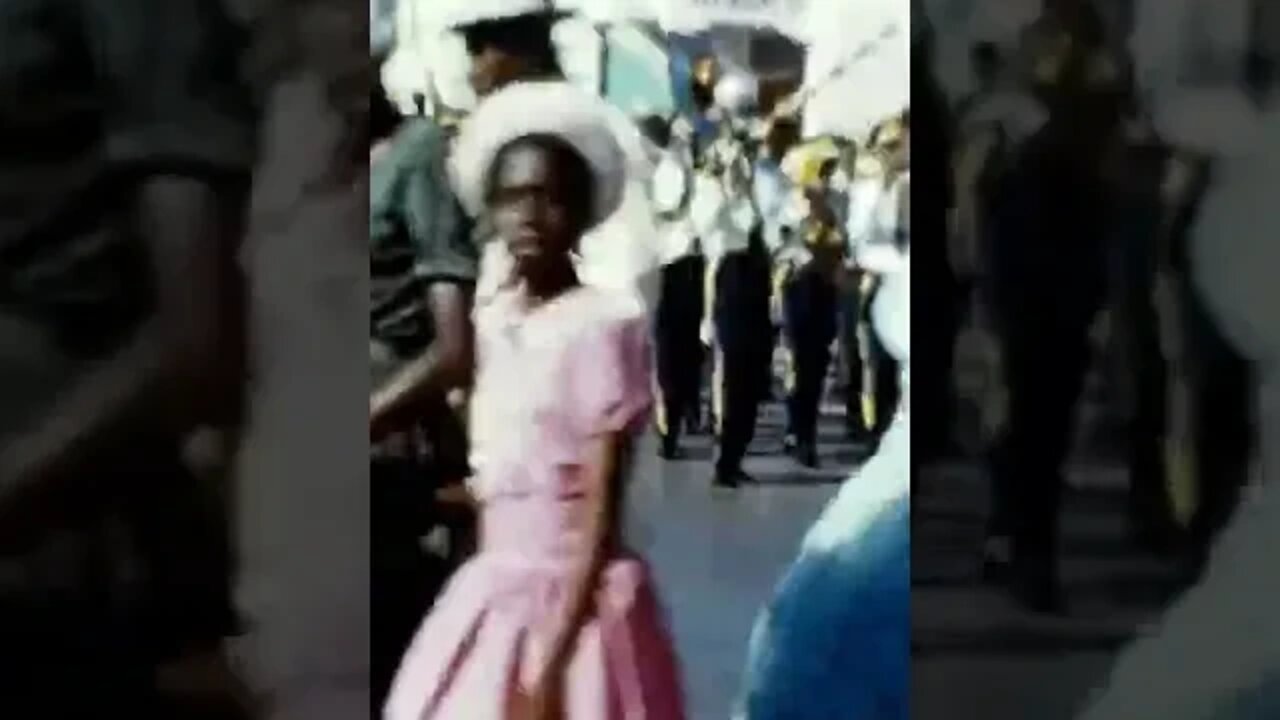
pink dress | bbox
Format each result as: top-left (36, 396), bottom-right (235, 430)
top-left (384, 285), bottom-right (686, 720)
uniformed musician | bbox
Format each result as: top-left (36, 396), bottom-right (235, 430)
top-left (693, 76), bottom-right (774, 488)
top-left (844, 115), bottom-right (909, 447)
top-left (646, 115), bottom-right (707, 458)
top-left (775, 138), bottom-right (846, 467)
top-left (978, 0), bottom-right (1132, 612)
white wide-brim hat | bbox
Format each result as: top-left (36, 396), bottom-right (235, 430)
top-left (451, 81), bottom-right (627, 229)
top-left (440, 0), bottom-right (568, 30)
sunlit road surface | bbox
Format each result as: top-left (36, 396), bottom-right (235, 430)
top-left (627, 400), bottom-right (861, 720)
top-left (625, 317), bottom-right (1190, 719)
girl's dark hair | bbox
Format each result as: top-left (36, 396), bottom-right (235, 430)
top-left (486, 134), bottom-right (596, 229)
top-left (463, 14), bottom-right (563, 76)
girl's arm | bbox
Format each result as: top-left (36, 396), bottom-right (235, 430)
top-left (538, 432), bottom-right (627, 686)
top-left (531, 314), bottom-right (649, 710)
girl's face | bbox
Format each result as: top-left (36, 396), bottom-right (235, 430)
top-left (488, 140), bottom-right (588, 283)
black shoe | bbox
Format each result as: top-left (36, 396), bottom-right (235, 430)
top-left (1130, 521), bottom-right (1181, 556)
top-left (1011, 573), bottom-right (1065, 615)
top-left (685, 412), bottom-right (704, 436)
top-left (783, 434), bottom-right (798, 455)
top-left (713, 468), bottom-right (750, 489)
top-left (1009, 556), bottom-right (1065, 615)
top-left (658, 434), bottom-right (682, 460)
top-left (796, 443), bottom-right (819, 468)
top-left (1128, 508), bottom-right (1183, 556)
top-left (980, 534), bottom-right (1012, 584)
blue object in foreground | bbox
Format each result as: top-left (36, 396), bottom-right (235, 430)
top-left (737, 423), bottom-right (910, 720)
top-left (739, 256), bottom-right (911, 720)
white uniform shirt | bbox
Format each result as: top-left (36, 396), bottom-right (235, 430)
top-left (688, 172), bottom-right (758, 264)
top-left (651, 147), bottom-right (699, 265)
top-left (846, 170), bottom-right (909, 274)
top-left (753, 158), bottom-right (793, 253)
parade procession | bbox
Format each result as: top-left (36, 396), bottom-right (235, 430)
top-left (6, 0), bottom-right (1280, 715)
top-left (371, 0), bottom-right (910, 717)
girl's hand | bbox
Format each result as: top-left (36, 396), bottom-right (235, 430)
top-left (512, 681), bottom-right (565, 720)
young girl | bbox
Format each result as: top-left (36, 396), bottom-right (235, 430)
top-left (384, 82), bottom-right (686, 720)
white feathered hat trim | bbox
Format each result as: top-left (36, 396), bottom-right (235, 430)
top-left (451, 81), bottom-right (627, 229)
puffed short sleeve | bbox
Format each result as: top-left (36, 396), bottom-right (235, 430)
top-left (80, 0), bottom-right (255, 175)
top-left (570, 311), bottom-right (654, 438)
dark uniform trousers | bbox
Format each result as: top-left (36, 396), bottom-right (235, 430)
top-left (654, 253), bottom-right (707, 450)
top-left (782, 264), bottom-right (839, 450)
top-left (1149, 191), bottom-right (1252, 562)
top-left (986, 176), bottom-right (1109, 581)
top-left (713, 238), bottom-right (774, 476)
top-left (1107, 149), bottom-right (1252, 561)
top-left (842, 276), bottom-right (902, 443)
top-left (837, 278), bottom-right (864, 436)
top-left (1167, 267), bottom-right (1254, 561)
top-left (912, 219), bottom-right (958, 455)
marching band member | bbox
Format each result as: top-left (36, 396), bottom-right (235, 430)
top-left (690, 56), bottom-right (727, 164)
top-left (756, 116), bottom-right (801, 253)
top-left (646, 116), bottom-right (707, 459)
top-left (1082, 0), bottom-right (1280, 715)
top-left (843, 115), bottom-right (909, 447)
top-left (775, 138), bottom-right (846, 467)
top-left (693, 75), bottom-right (773, 488)
top-left (980, 0), bottom-right (1131, 613)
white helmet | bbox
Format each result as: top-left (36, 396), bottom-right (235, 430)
top-left (713, 73), bottom-right (759, 116)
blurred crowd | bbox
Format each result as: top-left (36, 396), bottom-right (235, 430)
top-left (921, 0), bottom-right (1255, 608)
top-left (923, 0), bottom-right (1280, 715)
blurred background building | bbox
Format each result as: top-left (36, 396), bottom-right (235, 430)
top-left (377, 0), bottom-right (906, 144)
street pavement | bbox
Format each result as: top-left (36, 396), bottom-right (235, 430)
top-left (626, 318), bottom-right (1194, 720)
top-left (912, 323), bottom-right (1191, 720)
top-left (912, 458), bottom-right (1189, 720)
top-left (628, 398), bottom-right (864, 720)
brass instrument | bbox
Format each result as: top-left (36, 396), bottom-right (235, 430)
top-left (692, 55), bottom-right (721, 93)
top-left (865, 111), bottom-right (908, 177)
top-left (691, 55), bottom-right (721, 114)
